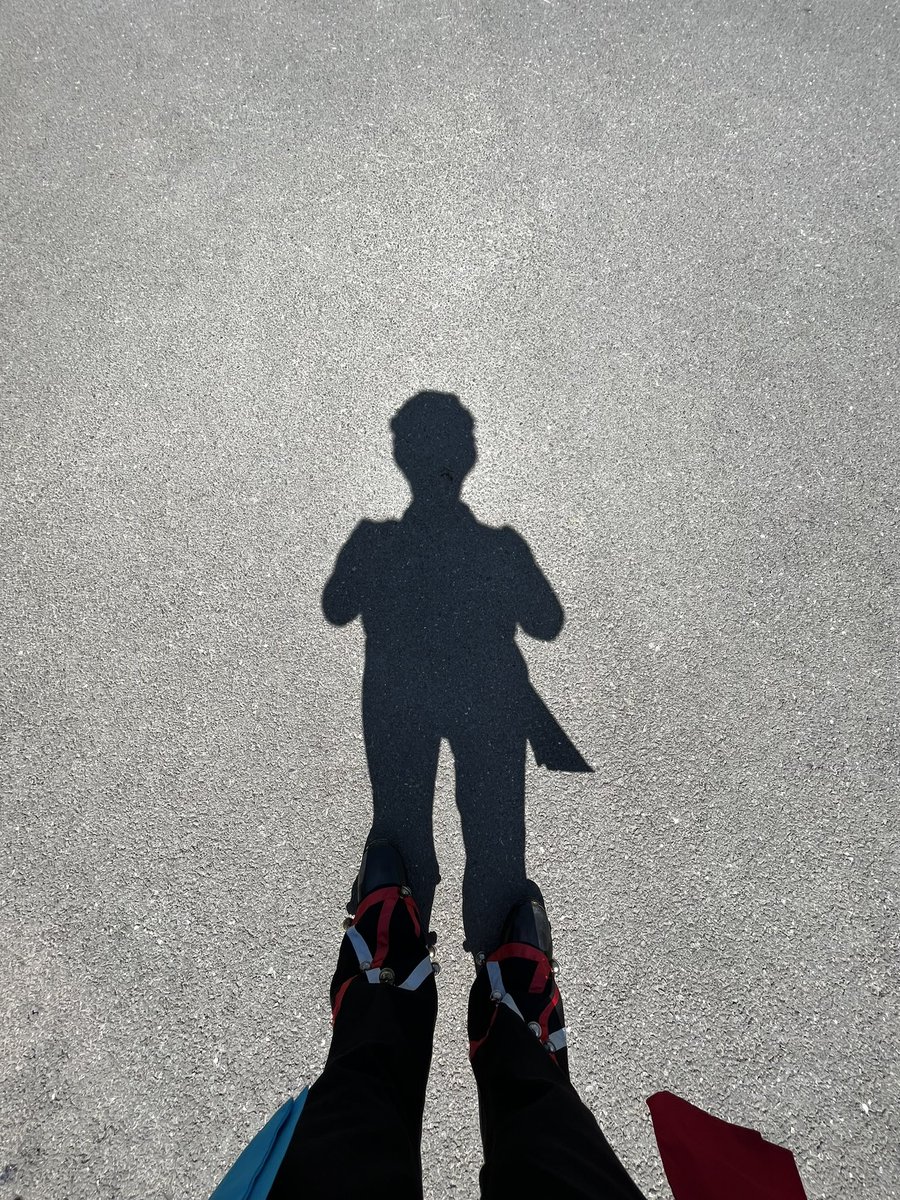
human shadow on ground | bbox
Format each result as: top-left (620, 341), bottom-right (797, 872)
top-left (322, 391), bottom-right (591, 954)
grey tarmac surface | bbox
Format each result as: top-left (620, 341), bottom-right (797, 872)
top-left (2, 1), bottom-right (898, 1197)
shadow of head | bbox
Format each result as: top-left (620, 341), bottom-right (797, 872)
top-left (390, 390), bottom-right (477, 504)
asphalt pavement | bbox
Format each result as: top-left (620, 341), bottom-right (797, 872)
top-left (2, 1), bottom-right (898, 1197)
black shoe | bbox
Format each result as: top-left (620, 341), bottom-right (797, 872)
top-left (499, 897), bottom-right (554, 959)
top-left (355, 837), bottom-right (409, 904)
top-left (330, 839), bottom-right (436, 1020)
top-left (468, 895), bottom-right (568, 1077)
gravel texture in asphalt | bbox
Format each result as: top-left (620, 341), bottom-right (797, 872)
top-left (2, 1), bottom-right (898, 1198)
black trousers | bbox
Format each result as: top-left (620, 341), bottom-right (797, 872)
top-left (269, 967), bottom-right (644, 1200)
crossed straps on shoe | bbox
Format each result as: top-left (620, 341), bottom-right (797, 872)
top-left (470, 943), bottom-right (568, 1059)
top-left (332, 885), bottom-right (437, 1022)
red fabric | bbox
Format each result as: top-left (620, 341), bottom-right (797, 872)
top-left (647, 1091), bottom-right (807, 1200)
top-left (536, 985), bottom-right (561, 1035)
top-left (402, 893), bottom-right (422, 938)
top-left (353, 884), bottom-right (397, 924)
top-left (330, 975), bottom-right (354, 1024)
top-left (373, 893), bottom-right (396, 967)
top-left (490, 941), bottom-right (553, 994)
top-left (491, 941), bottom-right (549, 966)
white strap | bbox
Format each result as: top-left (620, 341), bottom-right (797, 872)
top-left (500, 991), bottom-right (525, 1021)
top-left (399, 955), bottom-right (435, 991)
top-left (488, 958), bottom-right (563, 1034)
top-left (363, 959), bottom-right (433, 988)
top-left (487, 960), bottom-right (525, 1020)
top-left (544, 1026), bottom-right (568, 1053)
top-left (345, 924), bottom-right (373, 967)
top-left (348, 924), bottom-right (434, 991)
top-left (486, 960), bottom-right (505, 995)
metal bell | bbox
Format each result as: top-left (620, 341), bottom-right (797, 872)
top-left (527, 1021), bottom-right (542, 1038)
top-left (342, 916), bottom-right (353, 930)
top-left (550, 958), bottom-right (560, 977)
top-left (379, 967), bottom-right (395, 985)
top-left (431, 960), bottom-right (441, 975)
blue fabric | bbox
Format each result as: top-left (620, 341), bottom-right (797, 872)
top-left (210, 1089), bottom-right (308, 1200)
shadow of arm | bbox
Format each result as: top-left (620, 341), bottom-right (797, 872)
top-left (505, 527), bottom-right (565, 641)
top-left (321, 523), bottom-right (369, 626)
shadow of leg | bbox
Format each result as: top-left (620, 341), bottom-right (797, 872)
top-left (361, 687), bottom-right (441, 929)
top-left (454, 730), bottom-right (530, 955)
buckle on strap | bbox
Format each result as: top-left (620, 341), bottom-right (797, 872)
top-left (346, 921), bottom-right (435, 990)
top-left (345, 923), bottom-right (373, 968)
top-left (487, 958), bottom-right (566, 1043)
top-left (486, 959), bottom-right (526, 1020)
top-left (362, 955), bottom-right (434, 989)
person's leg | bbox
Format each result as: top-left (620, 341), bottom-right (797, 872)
top-left (270, 845), bottom-right (438, 1200)
top-left (468, 905), bottom-right (645, 1200)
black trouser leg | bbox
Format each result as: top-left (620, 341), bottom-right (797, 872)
top-left (269, 945), bottom-right (437, 1198)
top-left (471, 1004), bottom-right (645, 1200)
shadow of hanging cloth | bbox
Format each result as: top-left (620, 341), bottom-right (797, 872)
top-left (527, 685), bottom-right (593, 773)
top-left (647, 1091), bottom-right (808, 1200)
